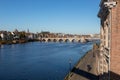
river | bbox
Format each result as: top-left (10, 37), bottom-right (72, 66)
top-left (0, 42), bottom-right (94, 80)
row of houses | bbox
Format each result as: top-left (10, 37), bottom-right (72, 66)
top-left (0, 30), bottom-right (38, 41)
top-left (0, 30), bottom-right (99, 43)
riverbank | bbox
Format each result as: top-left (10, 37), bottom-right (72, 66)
top-left (0, 39), bottom-right (39, 45)
top-left (64, 43), bottom-right (100, 80)
top-left (0, 39), bottom-right (92, 45)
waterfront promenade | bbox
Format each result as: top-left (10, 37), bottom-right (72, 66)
top-left (65, 44), bottom-right (99, 80)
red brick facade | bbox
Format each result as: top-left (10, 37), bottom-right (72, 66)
top-left (98, 0), bottom-right (120, 79)
top-left (111, 0), bottom-right (120, 76)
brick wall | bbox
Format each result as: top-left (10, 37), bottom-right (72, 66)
top-left (111, 0), bottom-right (120, 79)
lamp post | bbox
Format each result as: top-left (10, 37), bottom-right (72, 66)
top-left (69, 58), bottom-right (72, 71)
top-left (68, 58), bottom-right (72, 80)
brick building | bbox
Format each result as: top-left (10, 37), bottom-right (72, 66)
top-left (98, 0), bottom-right (120, 79)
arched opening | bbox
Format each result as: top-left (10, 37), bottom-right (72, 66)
top-left (65, 39), bottom-right (70, 43)
top-left (85, 39), bottom-right (89, 42)
top-left (42, 39), bottom-right (46, 42)
top-left (78, 40), bottom-right (81, 43)
top-left (47, 39), bottom-right (52, 42)
top-left (72, 39), bottom-right (77, 43)
top-left (53, 39), bottom-right (57, 42)
top-left (59, 39), bottom-right (63, 43)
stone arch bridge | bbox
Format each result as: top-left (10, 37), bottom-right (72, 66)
top-left (40, 37), bottom-right (91, 43)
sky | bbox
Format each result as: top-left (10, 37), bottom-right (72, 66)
top-left (0, 0), bottom-right (100, 34)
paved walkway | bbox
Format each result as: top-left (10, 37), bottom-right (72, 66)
top-left (65, 49), bottom-right (100, 80)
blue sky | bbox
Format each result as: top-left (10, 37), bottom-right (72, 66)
top-left (0, 0), bottom-right (100, 34)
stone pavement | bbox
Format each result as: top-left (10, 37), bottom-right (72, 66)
top-left (65, 49), bottom-right (100, 80)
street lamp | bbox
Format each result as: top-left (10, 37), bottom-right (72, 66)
top-left (69, 58), bottom-right (72, 71)
top-left (68, 58), bottom-right (72, 80)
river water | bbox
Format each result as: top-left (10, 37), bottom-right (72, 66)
top-left (0, 42), bottom-right (94, 80)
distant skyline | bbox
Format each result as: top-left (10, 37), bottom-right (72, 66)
top-left (0, 0), bottom-right (100, 34)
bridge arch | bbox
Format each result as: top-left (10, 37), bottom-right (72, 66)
top-left (85, 39), bottom-right (89, 42)
top-left (40, 37), bottom-right (89, 43)
top-left (65, 39), bottom-right (70, 42)
top-left (59, 39), bottom-right (64, 42)
top-left (53, 39), bottom-right (57, 42)
top-left (42, 39), bottom-right (46, 42)
top-left (72, 39), bottom-right (77, 43)
top-left (78, 39), bottom-right (81, 43)
top-left (47, 39), bottom-right (52, 42)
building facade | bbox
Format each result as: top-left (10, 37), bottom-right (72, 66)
top-left (98, 0), bottom-right (120, 79)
